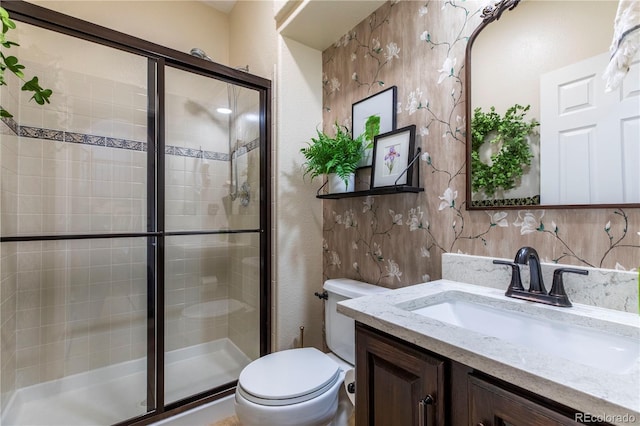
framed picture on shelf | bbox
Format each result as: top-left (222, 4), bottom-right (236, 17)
top-left (371, 125), bottom-right (416, 188)
top-left (352, 86), bottom-right (397, 167)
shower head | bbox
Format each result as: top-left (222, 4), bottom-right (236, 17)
top-left (190, 48), bottom-right (213, 62)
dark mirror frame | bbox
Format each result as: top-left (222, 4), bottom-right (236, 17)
top-left (464, 0), bottom-right (640, 211)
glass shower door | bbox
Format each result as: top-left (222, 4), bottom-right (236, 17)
top-left (0, 21), bottom-right (150, 425)
top-left (163, 67), bottom-right (262, 403)
top-left (1, 2), bottom-right (271, 422)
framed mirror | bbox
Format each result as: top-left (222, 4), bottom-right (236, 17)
top-left (465, 0), bottom-right (640, 210)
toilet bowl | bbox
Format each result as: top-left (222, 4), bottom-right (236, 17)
top-left (234, 348), bottom-right (345, 426)
top-left (234, 279), bottom-right (390, 426)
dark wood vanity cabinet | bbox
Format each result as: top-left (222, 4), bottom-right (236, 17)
top-left (355, 323), bottom-right (446, 426)
top-left (355, 323), bottom-right (612, 426)
top-left (469, 375), bottom-right (581, 426)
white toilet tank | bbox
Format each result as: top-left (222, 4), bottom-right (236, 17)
top-left (323, 279), bottom-right (391, 365)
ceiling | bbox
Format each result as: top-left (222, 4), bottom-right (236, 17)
top-left (202, 0), bottom-right (236, 14)
top-left (277, 0), bottom-right (386, 51)
top-left (200, 0), bottom-right (386, 51)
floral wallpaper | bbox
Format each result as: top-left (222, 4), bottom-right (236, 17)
top-left (321, 0), bottom-right (639, 288)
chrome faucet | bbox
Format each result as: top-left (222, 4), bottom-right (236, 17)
top-left (493, 246), bottom-right (589, 307)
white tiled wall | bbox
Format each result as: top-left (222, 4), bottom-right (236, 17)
top-left (165, 235), bottom-right (231, 351)
top-left (165, 156), bottom-right (233, 232)
top-left (0, 242), bottom-right (17, 414)
top-left (11, 238), bottom-right (148, 388)
top-left (11, 139), bottom-right (147, 236)
top-left (1, 74), bottom-right (20, 411)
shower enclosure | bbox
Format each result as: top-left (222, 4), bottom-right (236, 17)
top-left (0, 3), bottom-right (271, 425)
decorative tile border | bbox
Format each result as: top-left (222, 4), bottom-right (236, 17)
top-left (204, 150), bottom-right (229, 161)
top-left (1, 114), bottom-right (19, 135)
top-left (0, 109), bottom-right (259, 161)
top-left (19, 125), bottom-right (64, 141)
top-left (163, 145), bottom-right (230, 161)
top-left (245, 137), bottom-right (260, 152)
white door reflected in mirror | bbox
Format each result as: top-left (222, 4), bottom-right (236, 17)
top-left (540, 53), bottom-right (640, 205)
top-left (467, 0), bottom-right (640, 208)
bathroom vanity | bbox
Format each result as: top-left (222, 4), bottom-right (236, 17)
top-left (340, 280), bottom-right (640, 426)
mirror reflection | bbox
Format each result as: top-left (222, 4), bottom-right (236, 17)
top-left (467, 0), bottom-right (640, 209)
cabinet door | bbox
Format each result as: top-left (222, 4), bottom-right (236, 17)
top-left (356, 324), bottom-right (445, 426)
top-left (469, 375), bottom-right (581, 426)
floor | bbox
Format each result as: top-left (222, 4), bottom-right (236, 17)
top-left (2, 339), bottom-right (250, 426)
top-left (152, 395), bottom-right (237, 426)
top-left (156, 377), bottom-right (357, 426)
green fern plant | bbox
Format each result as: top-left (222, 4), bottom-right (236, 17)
top-left (0, 6), bottom-right (53, 118)
top-left (300, 122), bottom-right (364, 189)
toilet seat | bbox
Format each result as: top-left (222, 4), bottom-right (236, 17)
top-left (237, 347), bottom-right (341, 407)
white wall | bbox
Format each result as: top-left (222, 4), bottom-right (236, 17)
top-left (228, 1), bottom-right (325, 351)
top-left (229, 0), bottom-right (277, 80)
top-left (274, 36), bottom-right (324, 351)
top-left (31, 0), bottom-right (230, 64)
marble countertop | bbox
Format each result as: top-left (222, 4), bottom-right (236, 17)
top-left (338, 279), bottom-right (640, 424)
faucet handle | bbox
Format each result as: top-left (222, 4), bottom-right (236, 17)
top-left (549, 268), bottom-right (589, 306)
top-left (493, 260), bottom-right (525, 293)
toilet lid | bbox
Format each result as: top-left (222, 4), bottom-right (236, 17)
top-left (238, 347), bottom-right (341, 406)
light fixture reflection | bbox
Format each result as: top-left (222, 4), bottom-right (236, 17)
top-left (217, 107), bottom-right (232, 114)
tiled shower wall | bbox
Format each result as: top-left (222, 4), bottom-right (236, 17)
top-left (0, 244), bottom-right (17, 414)
top-left (1, 37), bottom-right (152, 405)
top-left (228, 147), bottom-right (261, 360)
top-left (0, 20), bottom-right (261, 411)
top-left (0, 83), bottom-right (18, 411)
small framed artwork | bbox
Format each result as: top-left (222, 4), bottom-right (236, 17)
top-left (371, 125), bottom-right (416, 188)
top-left (352, 86), bottom-right (397, 165)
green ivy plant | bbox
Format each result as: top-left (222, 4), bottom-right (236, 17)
top-left (0, 6), bottom-right (53, 118)
top-left (300, 122), bottom-right (364, 189)
top-left (471, 104), bottom-right (539, 197)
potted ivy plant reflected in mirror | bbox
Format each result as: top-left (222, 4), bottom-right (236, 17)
top-left (300, 123), bottom-right (364, 193)
top-left (471, 104), bottom-right (539, 201)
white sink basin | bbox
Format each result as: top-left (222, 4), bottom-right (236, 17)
top-left (340, 279), bottom-right (640, 419)
top-left (405, 291), bottom-right (640, 374)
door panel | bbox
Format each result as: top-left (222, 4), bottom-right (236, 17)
top-left (355, 324), bottom-right (445, 426)
top-left (540, 53), bottom-right (640, 204)
top-left (469, 375), bottom-right (581, 426)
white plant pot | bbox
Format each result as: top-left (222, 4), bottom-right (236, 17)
top-left (327, 173), bottom-right (355, 193)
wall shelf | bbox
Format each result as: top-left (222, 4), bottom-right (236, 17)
top-left (317, 147), bottom-right (424, 199)
top-left (316, 185), bottom-right (424, 199)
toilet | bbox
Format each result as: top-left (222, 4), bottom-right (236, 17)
top-left (234, 278), bottom-right (390, 426)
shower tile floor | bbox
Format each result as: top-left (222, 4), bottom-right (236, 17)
top-left (3, 339), bottom-right (250, 426)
